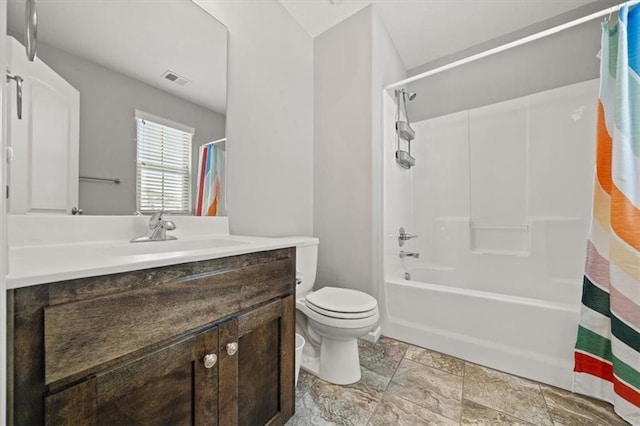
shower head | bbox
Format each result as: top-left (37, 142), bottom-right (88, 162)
top-left (395, 89), bottom-right (417, 101)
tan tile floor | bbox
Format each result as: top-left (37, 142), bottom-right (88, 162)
top-left (287, 337), bottom-right (630, 426)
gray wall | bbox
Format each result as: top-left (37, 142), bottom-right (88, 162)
top-left (35, 42), bottom-right (226, 215)
top-left (406, 1), bottom-right (618, 122)
top-left (371, 10), bottom-right (408, 300)
top-left (194, 1), bottom-right (314, 237)
top-left (314, 6), bottom-right (406, 296)
top-left (315, 7), bottom-right (373, 294)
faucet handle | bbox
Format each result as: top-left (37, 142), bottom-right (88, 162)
top-left (398, 227), bottom-right (418, 246)
top-left (162, 220), bottom-right (176, 231)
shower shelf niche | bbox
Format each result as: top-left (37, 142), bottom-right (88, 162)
top-left (470, 223), bottom-right (530, 255)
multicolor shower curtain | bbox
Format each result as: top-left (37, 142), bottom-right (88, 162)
top-left (195, 141), bottom-right (224, 216)
top-left (573, 5), bottom-right (640, 424)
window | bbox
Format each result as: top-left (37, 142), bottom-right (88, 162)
top-left (135, 110), bottom-right (193, 214)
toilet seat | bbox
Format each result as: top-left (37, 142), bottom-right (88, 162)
top-left (305, 287), bottom-right (377, 319)
top-left (301, 287), bottom-right (379, 324)
top-left (305, 302), bottom-right (377, 319)
top-left (298, 301), bottom-right (380, 330)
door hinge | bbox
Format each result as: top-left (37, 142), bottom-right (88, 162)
top-left (5, 185), bottom-right (8, 199)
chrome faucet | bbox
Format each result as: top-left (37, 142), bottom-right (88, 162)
top-left (398, 227), bottom-right (418, 246)
top-left (399, 251), bottom-right (420, 259)
top-left (131, 212), bottom-right (177, 243)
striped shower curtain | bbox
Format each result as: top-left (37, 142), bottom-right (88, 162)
top-left (573, 5), bottom-right (639, 424)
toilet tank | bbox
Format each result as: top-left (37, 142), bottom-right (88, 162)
top-left (279, 237), bottom-right (319, 297)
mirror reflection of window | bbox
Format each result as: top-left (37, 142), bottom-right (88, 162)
top-left (135, 111), bottom-right (193, 215)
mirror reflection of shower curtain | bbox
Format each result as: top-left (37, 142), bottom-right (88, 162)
top-left (196, 139), bottom-right (225, 216)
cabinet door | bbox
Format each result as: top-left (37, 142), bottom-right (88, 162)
top-left (44, 327), bottom-right (219, 426)
top-left (236, 296), bottom-right (295, 425)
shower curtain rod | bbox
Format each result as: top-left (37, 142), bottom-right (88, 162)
top-left (386, 0), bottom-right (640, 90)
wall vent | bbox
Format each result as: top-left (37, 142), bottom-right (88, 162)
top-left (161, 70), bottom-right (191, 87)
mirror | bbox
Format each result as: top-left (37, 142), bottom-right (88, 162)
top-left (7, 0), bottom-right (227, 215)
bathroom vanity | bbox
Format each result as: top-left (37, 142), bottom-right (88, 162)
top-left (6, 222), bottom-right (298, 426)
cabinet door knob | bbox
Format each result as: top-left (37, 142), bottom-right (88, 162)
top-left (226, 342), bottom-right (238, 356)
top-left (203, 353), bottom-right (218, 369)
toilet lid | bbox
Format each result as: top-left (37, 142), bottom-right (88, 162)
top-left (305, 287), bottom-right (378, 316)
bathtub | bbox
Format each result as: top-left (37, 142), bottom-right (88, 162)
top-left (382, 265), bottom-right (581, 390)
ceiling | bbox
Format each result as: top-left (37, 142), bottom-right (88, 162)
top-left (7, 0), bottom-right (228, 114)
top-left (280, 0), bottom-right (601, 70)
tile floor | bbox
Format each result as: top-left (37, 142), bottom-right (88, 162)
top-left (287, 337), bottom-right (629, 426)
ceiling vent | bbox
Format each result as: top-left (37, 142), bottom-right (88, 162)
top-left (161, 70), bottom-right (191, 87)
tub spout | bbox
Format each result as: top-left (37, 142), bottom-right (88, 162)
top-left (399, 251), bottom-right (420, 259)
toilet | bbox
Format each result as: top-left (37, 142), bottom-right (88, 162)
top-left (291, 237), bottom-right (379, 385)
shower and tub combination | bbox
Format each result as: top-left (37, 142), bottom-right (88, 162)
top-left (380, 38), bottom-right (601, 389)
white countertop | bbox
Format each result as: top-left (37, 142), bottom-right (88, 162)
top-left (7, 234), bottom-right (307, 289)
top-left (6, 214), bottom-right (316, 289)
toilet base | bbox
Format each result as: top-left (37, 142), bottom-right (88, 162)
top-left (300, 336), bottom-right (361, 385)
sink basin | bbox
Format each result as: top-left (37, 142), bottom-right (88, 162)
top-left (105, 238), bottom-right (249, 256)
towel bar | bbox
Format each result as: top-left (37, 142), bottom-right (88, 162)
top-left (79, 176), bottom-right (121, 184)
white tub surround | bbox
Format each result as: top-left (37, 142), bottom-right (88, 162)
top-left (7, 215), bottom-right (305, 288)
top-left (380, 81), bottom-right (599, 391)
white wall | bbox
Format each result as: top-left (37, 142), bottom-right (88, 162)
top-left (314, 6), bottom-right (406, 296)
top-left (194, 0), bottom-right (314, 237)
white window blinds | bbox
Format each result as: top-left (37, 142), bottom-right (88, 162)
top-left (135, 112), bottom-right (193, 214)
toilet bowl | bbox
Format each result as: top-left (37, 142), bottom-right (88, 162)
top-left (284, 237), bottom-right (379, 385)
top-left (297, 287), bottom-right (379, 384)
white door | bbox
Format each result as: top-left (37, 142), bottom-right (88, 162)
top-left (7, 36), bottom-right (79, 214)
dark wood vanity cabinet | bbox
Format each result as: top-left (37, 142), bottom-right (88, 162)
top-left (45, 326), bottom-right (219, 425)
top-left (8, 248), bottom-right (296, 426)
